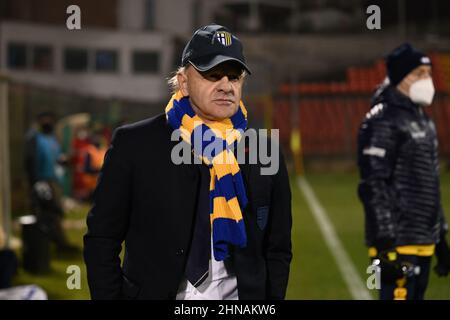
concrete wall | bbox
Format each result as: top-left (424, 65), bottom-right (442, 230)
top-left (0, 21), bottom-right (174, 102)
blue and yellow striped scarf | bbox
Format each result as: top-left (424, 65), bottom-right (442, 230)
top-left (165, 91), bottom-right (248, 261)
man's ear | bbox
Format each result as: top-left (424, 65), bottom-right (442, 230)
top-left (177, 71), bottom-right (189, 96)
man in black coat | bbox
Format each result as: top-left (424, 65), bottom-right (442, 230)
top-left (84, 24), bottom-right (292, 300)
top-left (357, 43), bottom-right (450, 300)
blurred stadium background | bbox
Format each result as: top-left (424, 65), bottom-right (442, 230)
top-left (0, 0), bottom-right (449, 299)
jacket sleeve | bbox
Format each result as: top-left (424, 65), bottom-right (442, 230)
top-left (265, 147), bottom-right (292, 300)
top-left (83, 127), bottom-right (132, 300)
top-left (357, 116), bottom-right (399, 243)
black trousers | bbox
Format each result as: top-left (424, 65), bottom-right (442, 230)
top-left (0, 250), bottom-right (18, 288)
top-left (31, 180), bottom-right (68, 248)
top-left (380, 254), bottom-right (432, 300)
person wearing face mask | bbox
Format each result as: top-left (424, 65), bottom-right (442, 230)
top-left (24, 111), bottom-right (79, 255)
top-left (357, 43), bottom-right (450, 300)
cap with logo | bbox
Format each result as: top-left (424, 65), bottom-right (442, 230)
top-left (385, 43), bottom-right (432, 86)
top-left (181, 24), bottom-right (251, 74)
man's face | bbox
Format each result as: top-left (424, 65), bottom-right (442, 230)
top-left (178, 61), bottom-right (244, 121)
top-left (397, 65), bottom-right (432, 94)
top-left (38, 115), bottom-right (55, 134)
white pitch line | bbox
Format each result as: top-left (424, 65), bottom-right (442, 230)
top-left (297, 177), bottom-right (372, 300)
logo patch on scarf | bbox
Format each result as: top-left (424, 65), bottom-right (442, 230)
top-left (214, 31), bottom-right (232, 46)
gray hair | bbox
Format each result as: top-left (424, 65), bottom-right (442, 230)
top-left (167, 66), bottom-right (186, 94)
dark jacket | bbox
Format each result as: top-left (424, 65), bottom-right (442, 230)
top-left (83, 114), bottom-right (292, 300)
top-left (357, 86), bottom-right (447, 248)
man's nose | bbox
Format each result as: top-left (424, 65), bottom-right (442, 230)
top-left (217, 76), bottom-right (233, 92)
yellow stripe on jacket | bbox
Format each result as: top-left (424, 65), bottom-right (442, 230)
top-left (368, 244), bottom-right (436, 257)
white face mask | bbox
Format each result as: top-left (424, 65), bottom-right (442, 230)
top-left (409, 78), bottom-right (435, 106)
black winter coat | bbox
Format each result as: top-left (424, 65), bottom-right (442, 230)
top-left (357, 86), bottom-right (447, 247)
top-left (84, 114), bottom-right (292, 300)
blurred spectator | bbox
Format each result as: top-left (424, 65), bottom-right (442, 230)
top-left (72, 126), bottom-right (91, 200)
top-left (24, 111), bottom-right (79, 254)
top-left (72, 126), bottom-right (108, 201)
top-left (358, 43), bottom-right (450, 300)
top-left (81, 130), bottom-right (107, 201)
